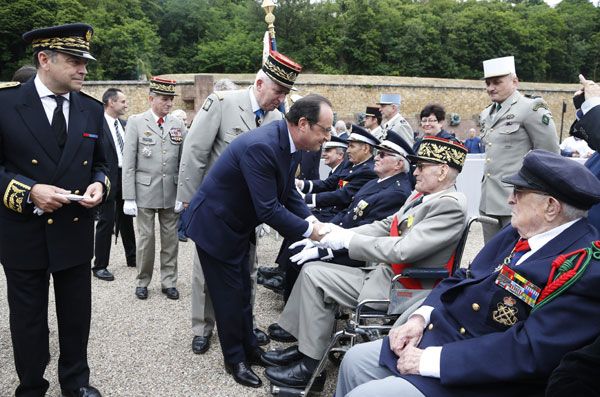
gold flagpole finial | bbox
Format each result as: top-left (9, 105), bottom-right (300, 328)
top-left (262, 0), bottom-right (276, 39)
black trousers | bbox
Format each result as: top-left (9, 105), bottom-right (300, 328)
top-left (196, 245), bottom-right (257, 364)
top-left (3, 263), bottom-right (92, 397)
top-left (93, 176), bottom-right (136, 270)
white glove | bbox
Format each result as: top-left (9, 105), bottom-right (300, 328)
top-left (123, 200), bottom-right (138, 216)
top-left (289, 238), bottom-right (316, 251)
top-left (174, 201), bottom-right (184, 213)
top-left (290, 247), bottom-right (320, 265)
top-left (315, 227), bottom-right (355, 251)
top-left (295, 178), bottom-right (304, 191)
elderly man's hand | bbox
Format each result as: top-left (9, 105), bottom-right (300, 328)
top-left (580, 74), bottom-right (600, 100)
top-left (389, 315), bottom-right (425, 356)
top-left (309, 221), bottom-right (331, 241)
top-left (314, 224), bottom-right (353, 250)
top-left (396, 345), bottom-right (424, 375)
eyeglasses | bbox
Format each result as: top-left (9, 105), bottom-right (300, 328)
top-left (420, 118), bottom-right (440, 124)
top-left (512, 187), bottom-right (550, 199)
top-left (312, 122), bottom-right (332, 134)
top-left (415, 162), bottom-right (441, 170)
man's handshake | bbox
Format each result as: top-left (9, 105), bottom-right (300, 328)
top-left (305, 222), bottom-right (356, 251)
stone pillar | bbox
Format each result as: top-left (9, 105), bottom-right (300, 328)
top-left (193, 75), bottom-right (215, 112)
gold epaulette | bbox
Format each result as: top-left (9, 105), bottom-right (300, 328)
top-left (0, 82), bottom-right (20, 90)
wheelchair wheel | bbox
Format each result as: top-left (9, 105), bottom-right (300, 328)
top-left (328, 349), bottom-right (346, 366)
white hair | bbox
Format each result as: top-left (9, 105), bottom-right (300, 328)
top-left (171, 109), bottom-right (187, 121)
top-left (213, 78), bottom-right (238, 91)
top-left (561, 202), bottom-right (588, 221)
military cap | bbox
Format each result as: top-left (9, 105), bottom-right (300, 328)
top-left (262, 51), bottom-right (302, 89)
top-left (22, 23), bottom-right (95, 60)
top-left (149, 77), bottom-right (177, 96)
top-left (365, 106), bottom-right (382, 119)
top-left (502, 149), bottom-right (600, 210)
top-left (377, 94), bottom-right (401, 106)
top-left (483, 56), bottom-right (516, 79)
top-left (347, 124), bottom-right (380, 146)
top-left (407, 136), bottom-right (467, 171)
top-left (375, 130), bottom-right (414, 158)
top-left (323, 135), bottom-right (348, 150)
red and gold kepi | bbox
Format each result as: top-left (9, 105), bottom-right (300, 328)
top-left (262, 51), bottom-right (302, 89)
top-left (149, 77), bottom-right (178, 96)
top-left (22, 23), bottom-right (96, 61)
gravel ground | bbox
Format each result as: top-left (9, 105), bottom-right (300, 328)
top-left (0, 222), bottom-right (484, 396)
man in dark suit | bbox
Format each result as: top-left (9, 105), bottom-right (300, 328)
top-left (183, 94), bottom-right (333, 388)
top-left (92, 88), bottom-right (136, 281)
top-left (0, 23), bottom-right (108, 397)
top-left (336, 150), bottom-right (600, 397)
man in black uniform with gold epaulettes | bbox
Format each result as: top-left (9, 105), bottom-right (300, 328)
top-left (0, 23), bottom-right (108, 397)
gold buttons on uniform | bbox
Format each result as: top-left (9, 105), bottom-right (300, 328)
top-left (428, 323), bottom-right (434, 330)
top-left (73, 217), bottom-right (79, 222)
top-left (31, 159), bottom-right (38, 165)
top-left (459, 327), bottom-right (466, 335)
top-left (74, 190), bottom-right (80, 194)
top-left (472, 303), bottom-right (480, 311)
top-left (82, 160), bottom-right (88, 166)
top-left (47, 218), bottom-right (54, 225)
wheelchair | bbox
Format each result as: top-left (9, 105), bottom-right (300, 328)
top-left (269, 215), bottom-right (497, 396)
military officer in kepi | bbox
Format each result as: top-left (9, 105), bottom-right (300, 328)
top-left (479, 56), bottom-right (559, 243)
top-left (0, 23), bottom-right (108, 397)
top-left (378, 93), bottom-right (415, 146)
top-left (122, 77), bottom-right (187, 301)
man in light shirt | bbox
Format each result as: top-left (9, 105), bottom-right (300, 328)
top-left (337, 150), bottom-right (600, 397)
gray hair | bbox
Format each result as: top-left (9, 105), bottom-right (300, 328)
top-left (213, 78), bottom-right (238, 91)
top-left (561, 202), bottom-right (588, 221)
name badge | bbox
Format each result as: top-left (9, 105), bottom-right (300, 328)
top-left (495, 265), bottom-right (541, 307)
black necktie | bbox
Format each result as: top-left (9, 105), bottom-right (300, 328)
top-left (51, 95), bottom-right (67, 148)
top-left (114, 119), bottom-right (124, 153)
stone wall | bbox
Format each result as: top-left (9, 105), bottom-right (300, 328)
top-left (82, 73), bottom-right (579, 141)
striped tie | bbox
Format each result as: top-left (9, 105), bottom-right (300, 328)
top-left (114, 119), bottom-right (124, 154)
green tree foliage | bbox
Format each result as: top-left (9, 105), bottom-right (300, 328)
top-left (1, 0), bottom-right (598, 82)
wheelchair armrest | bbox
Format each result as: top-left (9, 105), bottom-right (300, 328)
top-left (394, 268), bottom-right (449, 280)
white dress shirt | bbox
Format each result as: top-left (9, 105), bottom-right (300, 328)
top-left (34, 75), bottom-right (70, 130)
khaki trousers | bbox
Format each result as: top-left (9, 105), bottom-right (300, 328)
top-left (135, 207), bottom-right (178, 288)
top-left (480, 212), bottom-right (512, 244)
top-left (278, 261), bottom-right (393, 360)
top-left (191, 241), bottom-right (258, 337)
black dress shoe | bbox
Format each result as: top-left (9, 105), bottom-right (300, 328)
top-left (61, 385), bottom-right (102, 397)
top-left (262, 275), bottom-right (284, 294)
top-left (246, 347), bottom-right (270, 367)
top-left (224, 362), bottom-right (262, 388)
top-left (254, 328), bottom-right (270, 346)
top-left (92, 268), bottom-right (114, 281)
top-left (192, 335), bottom-right (210, 354)
top-left (161, 287), bottom-right (180, 300)
top-left (258, 266), bottom-right (283, 279)
top-left (265, 360), bottom-right (326, 389)
top-left (262, 345), bottom-right (303, 366)
top-left (135, 287), bottom-right (148, 300)
top-left (268, 323), bottom-right (297, 343)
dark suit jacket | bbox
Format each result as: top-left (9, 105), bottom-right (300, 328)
top-left (297, 149), bottom-right (321, 180)
top-left (380, 219), bottom-right (600, 397)
top-left (101, 117), bottom-right (126, 201)
top-left (184, 119), bottom-right (312, 264)
top-left (0, 80), bottom-right (108, 272)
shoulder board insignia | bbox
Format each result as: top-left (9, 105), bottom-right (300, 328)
top-left (532, 100), bottom-right (549, 112)
top-left (0, 81), bottom-right (20, 90)
top-left (79, 90), bottom-right (103, 105)
top-left (202, 97), bottom-right (214, 111)
top-left (524, 94), bottom-right (541, 99)
top-left (214, 91), bottom-right (225, 100)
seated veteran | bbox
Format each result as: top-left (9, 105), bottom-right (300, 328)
top-left (281, 131), bottom-right (414, 299)
top-left (262, 137), bottom-right (469, 389)
top-left (336, 149), bottom-right (600, 397)
top-left (296, 124), bottom-right (379, 222)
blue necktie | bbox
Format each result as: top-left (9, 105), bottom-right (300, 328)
top-left (255, 109), bottom-right (265, 127)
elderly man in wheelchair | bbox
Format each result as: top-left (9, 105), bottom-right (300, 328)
top-left (336, 149), bottom-right (600, 397)
top-left (261, 137), bottom-right (470, 391)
